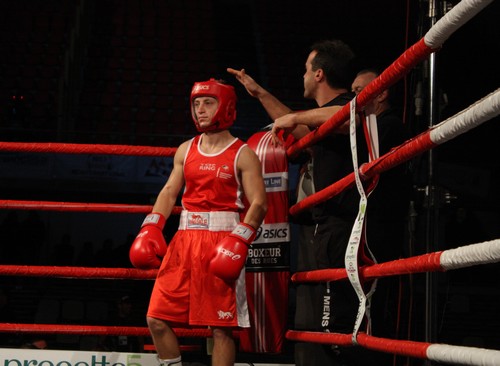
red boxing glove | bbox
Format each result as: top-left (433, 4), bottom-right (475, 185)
top-left (209, 223), bottom-right (257, 282)
top-left (129, 213), bottom-right (167, 269)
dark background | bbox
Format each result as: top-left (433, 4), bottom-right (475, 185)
top-left (0, 0), bottom-right (499, 361)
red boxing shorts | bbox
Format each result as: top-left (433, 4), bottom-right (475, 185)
top-left (147, 211), bottom-right (250, 328)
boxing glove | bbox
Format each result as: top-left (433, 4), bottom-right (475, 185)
top-left (208, 223), bottom-right (257, 282)
top-left (129, 212), bottom-right (167, 269)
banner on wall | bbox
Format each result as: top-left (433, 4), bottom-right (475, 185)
top-left (0, 349), bottom-right (158, 366)
top-left (0, 152), bottom-right (52, 178)
top-left (0, 348), bottom-right (293, 366)
top-left (0, 152), bottom-right (173, 190)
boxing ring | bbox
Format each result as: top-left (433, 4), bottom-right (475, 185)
top-left (1, 0), bottom-right (499, 364)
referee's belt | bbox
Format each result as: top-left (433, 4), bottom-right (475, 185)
top-left (178, 210), bottom-right (239, 232)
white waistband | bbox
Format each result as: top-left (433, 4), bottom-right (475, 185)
top-left (178, 211), bottom-right (239, 232)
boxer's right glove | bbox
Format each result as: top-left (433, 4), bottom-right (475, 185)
top-left (208, 223), bottom-right (256, 282)
top-left (129, 212), bottom-right (167, 269)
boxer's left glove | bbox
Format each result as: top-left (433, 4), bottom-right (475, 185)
top-left (129, 212), bottom-right (167, 269)
top-left (208, 223), bottom-right (256, 282)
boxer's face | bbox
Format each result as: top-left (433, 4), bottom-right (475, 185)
top-left (193, 96), bottom-right (219, 128)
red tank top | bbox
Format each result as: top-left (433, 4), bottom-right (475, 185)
top-left (182, 135), bottom-right (246, 212)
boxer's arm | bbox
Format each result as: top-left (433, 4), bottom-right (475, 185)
top-left (129, 142), bottom-right (187, 269)
top-left (151, 141), bottom-right (187, 219)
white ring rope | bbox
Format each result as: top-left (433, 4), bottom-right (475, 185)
top-left (430, 88), bottom-right (500, 145)
top-left (440, 239), bottom-right (500, 271)
top-left (424, 0), bottom-right (494, 48)
top-left (426, 343), bottom-right (500, 366)
top-left (286, 331), bottom-right (500, 366)
top-left (293, 239), bottom-right (500, 283)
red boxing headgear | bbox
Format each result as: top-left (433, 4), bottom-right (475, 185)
top-left (190, 78), bottom-right (237, 132)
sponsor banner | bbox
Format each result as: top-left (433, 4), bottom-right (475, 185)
top-left (0, 348), bottom-right (293, 366)
top-left (136, 156), bottom-right (173, 183)
top-left (246, 242), bottom-right (290, 271)
top-left (0, 349), bottom-right (157, 365)
top-left (253, 222), bottom-right (290, 244)
top-left (0, 153), bottom-right (172, 184)
top-left (262, 172), bottom-right (288, 193)
top-left (249, 222), bottom-right (290, 272)
top-left (54, 155), bottom-right (136, 181)
top-left (0, 152), bottom-right (52, 178)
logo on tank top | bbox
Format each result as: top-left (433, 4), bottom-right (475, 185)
top-left (187, 212), bottom-right (209, 229)
top-left (217, 310), bottom-right (234, 320)
top-left (199, 163), bottom-right (216, 171)
top-left (216, 164), bottom-right (233, 179)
